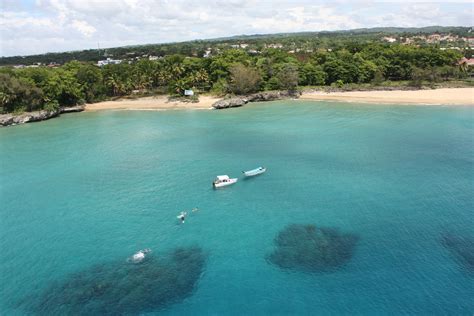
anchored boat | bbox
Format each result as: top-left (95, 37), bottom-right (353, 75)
top-left (213, 175), bottom-right (238, 188)
top-left (243, 166), bottom-right (266, 177)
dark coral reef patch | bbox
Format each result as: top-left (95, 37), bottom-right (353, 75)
top-left (32, 246), bottom-right (206, 315)
top-left (441, 233), bottom-right (474, 275)
top-left (268, 224), bottom-right (359, 273)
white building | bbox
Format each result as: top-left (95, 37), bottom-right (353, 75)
top-left (266, 43), bottom-right (283, 49)
top-left (97, 58), bottom-right (122, 67)
top-left (203, 49), bottom-right (212, 58)
top-left (382, 36), bottom-right (397, 43)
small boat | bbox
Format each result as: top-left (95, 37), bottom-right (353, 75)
top-left (243, 166), bottom-right (266, 177)
top-left (129, 248), bottom-right (151, 263)
top-left (213, 175), bottom-right (238, 188)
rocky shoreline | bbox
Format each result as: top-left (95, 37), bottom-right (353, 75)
top-left (212, 90), bottom-right (301, 109)
top-left (0, 105), bottom-right (85, 127)
top-left (0, 90), bottom-right (297, 126)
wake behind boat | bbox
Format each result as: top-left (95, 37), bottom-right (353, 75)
top-left (213, 175), bottom-right (238, 188)
top-left (243, 166), bottom-right (266, 177)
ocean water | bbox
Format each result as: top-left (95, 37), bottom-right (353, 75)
top-left (0, 100), bottom-right (473, 315)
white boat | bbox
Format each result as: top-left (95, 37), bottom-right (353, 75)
top-left (129, 248), bottom-right (151, 263)
top-left (243, 166), bottom-right (266, 177)
top-left (213, 175), bottom-right (238, 188)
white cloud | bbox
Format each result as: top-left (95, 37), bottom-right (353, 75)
top-left (0, 0), bottom-right (471, 56)
top-left (71, 19), bottom-right (97, 37)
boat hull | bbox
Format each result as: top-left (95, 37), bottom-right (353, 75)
top-left (213, 178), bottom-right (238, 188)
top-left (243, 168), bottom-right (266, 177)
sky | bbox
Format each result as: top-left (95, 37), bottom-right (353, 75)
top-left (0, 0), bottom-right (473, 57)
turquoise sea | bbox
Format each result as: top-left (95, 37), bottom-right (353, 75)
top-left (1, 101), bottom-right (473, 315)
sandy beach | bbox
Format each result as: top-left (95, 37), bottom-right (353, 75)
top-left (300, 88), bottom-right (474, 106)
top-left (85, 95), bottom-right (221, 111)
top-left (85, 88), bottom-right (474, 111)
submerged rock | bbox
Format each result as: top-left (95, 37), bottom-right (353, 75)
top-left (31, 246), bottom-right (206, 315)
top-left (441, 233), bottom-right (474, 274)
top-left (267, 224), bottom-right (359, 273)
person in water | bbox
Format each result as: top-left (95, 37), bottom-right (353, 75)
top-left (178, 211), bottom-right (187, 223)
top-left (192, 207), bottom-right (199, 212)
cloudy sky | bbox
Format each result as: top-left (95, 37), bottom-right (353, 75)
top-left (0, 0), bottom-right (472, 57)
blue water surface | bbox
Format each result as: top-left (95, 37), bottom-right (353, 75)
top-left (0, 101), bottom-right (473, 315)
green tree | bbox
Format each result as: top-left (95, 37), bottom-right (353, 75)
top-left (0, 73), bottom-right (44, 113)
top-left (265, 77), bottom-right (281, 90)
top-left (357, 60), bottom-right (378, 83)
top-left (76, 64), bottom-right (105, 102)
top-left (276, 64), bottom-right (299, 91)
top-left (371, 69), bottom-right (385, 85)
top-left (103, 64), bottom-right (133, 96)
top-left (410, 67), bottom-right (427, 87)
top-left (228, 63), bottom-right (262, 95)
top-left (41, 69), bottom-right (83, 107)
top-left (299, 63), bottom-right (326, 86)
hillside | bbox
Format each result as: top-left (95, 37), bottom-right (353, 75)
top-left (0, 26), bottom-right (471, 66)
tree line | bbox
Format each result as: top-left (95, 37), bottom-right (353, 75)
top-left (1, 26), bottom-right (471, 67)
top-left (0, 43), bottom-right (466, 114)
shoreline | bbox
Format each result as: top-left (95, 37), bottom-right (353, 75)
top-left (2, 87), bottom-right (473, 127)
top-left (300, 88), bottom-right (474, 106)
top-left (86, 88), bottom-right (474, 112)
top-left (0, 105), bottom-right (84, 127)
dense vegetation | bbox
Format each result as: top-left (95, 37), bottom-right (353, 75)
top-left (0, 29), bottom-right (471, 114)
top-left (0, 26), bottom-right (471, 66)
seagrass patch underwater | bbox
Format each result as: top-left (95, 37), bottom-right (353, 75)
top-left (267, 224), bottom-right (359, 273)
top-left (440, 233), bottom-right (474, 275)
top-left (27, 246), bottom-right (206, 315)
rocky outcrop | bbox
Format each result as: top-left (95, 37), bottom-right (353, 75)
top-left (246, 90), bottom-right (301, 102)
top-left (212, 90), bottom-right (301, 109)
top-left (59, 105), bottom-right (85, 113)
top-left (0, 105), bottom-right (85, 127)
top-left (0, 110), bottom-right (59, 126)
top-left (212, 97), bottom-right (248, 109)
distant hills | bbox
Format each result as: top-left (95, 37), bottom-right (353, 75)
top-left (215, 26), bottom-right (471, 40)
top-left (1, 26), bottom-right (471, 66)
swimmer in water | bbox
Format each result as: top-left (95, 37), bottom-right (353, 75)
top-left (192, 207), bottom-right (199, 212)
top-left (178, 211), bottom-right (187, 223)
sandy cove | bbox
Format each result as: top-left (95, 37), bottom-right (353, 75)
top-left (85, 95), bottom-right (221, 111)
top-left (300, 88), bottom-right (474, 106)
top-left (85, 88), bottom-right (474, 112)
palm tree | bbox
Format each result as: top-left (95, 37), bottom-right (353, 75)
top-left (172, 78), bottom-right (189, 95)
top-left (132, 72), bottom-right (152, 91)
top-left (190, 70), bottom-right (210, 90)
top-left (170, 64), bottom-right (185, 80)
top-left (105, 74), bottom-right (123, 96)
top-left (458, 57), bottom-right (468, 74)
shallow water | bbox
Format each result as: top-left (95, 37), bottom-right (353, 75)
top-left (1, 100), bottom-right (473, 315)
